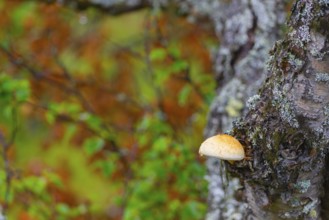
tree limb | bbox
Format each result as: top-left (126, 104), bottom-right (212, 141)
top-left (39, 0), bottom-right (151, 15)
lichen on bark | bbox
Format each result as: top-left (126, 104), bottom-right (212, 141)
top-left (230, 1), bottom-right (329, 219)
top-left (200, 0), bottom-right (291, 219)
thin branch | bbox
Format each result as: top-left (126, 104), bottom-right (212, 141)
top-left (0, 46), bottom-right (75, 95)
top-left (39, 0), bottom-right (151, 15)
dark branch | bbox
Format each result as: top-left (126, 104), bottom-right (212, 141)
top-left (39, 0), bottom-right (151, 15)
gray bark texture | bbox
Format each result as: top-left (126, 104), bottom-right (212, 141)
top-left (229, 1), bottom-right (329, 219)
top-left (202, 1), bottom-right (291, 219)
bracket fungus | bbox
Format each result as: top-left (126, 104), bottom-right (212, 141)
top-left (199, 134), bottom-right (245, 161)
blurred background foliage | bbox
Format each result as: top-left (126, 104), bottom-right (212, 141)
top-left (0, 0), bottom-right (217, 219)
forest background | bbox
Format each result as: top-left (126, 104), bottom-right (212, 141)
top-left (0, 0), bottom-right (218, 219)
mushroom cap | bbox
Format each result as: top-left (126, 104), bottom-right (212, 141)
top-left (199, 134), bottom-right (245, 160)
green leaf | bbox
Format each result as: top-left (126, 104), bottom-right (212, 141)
top-left (83, 137), bottom-right (105, 155)
top-left (135, 73), bottom-right (156, 104)
top-left (3, 105), bottom-right (13, 119)
top-left (10, 2), bottom-right (36, 36)
top-left (44, 172), bottom-right (63, 188)
top-left (150, 48), bottom-right (167, 61)
top-left (178, 85), bottom-right (192, 106)
top-left (60, 50), bottom-right (93, 75)
top-left (171, 60), bottom-right (188, 72)
top-left (80, 113), bottom-right (102, 131)
top-left (100, 161), bottom-right (114, 177)
top-left (136, 115), bottom-right (152, 131)
top-left (18, 176), bottom-right (47, 195)
top-left (45, 111), bottom-right (56, 125)
top-left (93, 159), bottom-right (116, 177)
top-left (56, 203), bottom-right (70, 215)
top-left (181, 201), bottom-right (206, 219)
top-left (63, 125), bottom-right (77, 144)
top-left (168, 46), bottom-right (181, 58)
top-left (169, 199), bottom-right (181, 213)
top-left (154, 68), bottom-right (171, 86)
top-left (152, 136), bottom-right (169, 153)
top-left (15, 88), bottom-right (30, 102)
top-left (137, 133), bottom-right (149, 146)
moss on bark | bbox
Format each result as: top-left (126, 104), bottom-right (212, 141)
top-left (230, 1), bottom-right (329, 219)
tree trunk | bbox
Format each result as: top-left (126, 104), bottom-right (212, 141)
top-left (203, 0), bottom-right (291, 219)
top-left (228, 1), bottom-right (329, 219)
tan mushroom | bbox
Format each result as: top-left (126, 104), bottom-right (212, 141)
top-left (199, 134), bottom-right (245, 161)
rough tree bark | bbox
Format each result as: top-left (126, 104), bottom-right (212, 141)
top-left (228, 1), bottom-right (329, 219)
top-left (201, 0), bottom-right (291, 219)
